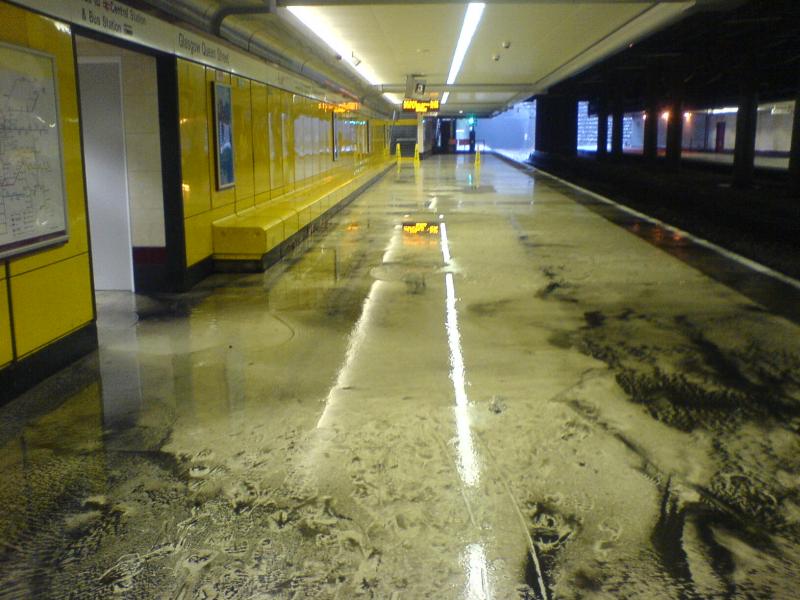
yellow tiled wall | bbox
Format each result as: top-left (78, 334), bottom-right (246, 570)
top-left (251, 82), bottom-right (270, 205)
top-left (232, 76), bottom-right (255, 213)
top-left (0, 1), bottom-right (393, 386)
top-left (0, 2), bottom-right (94, 362)
top-left (267, 86), bottom-right (285, 196)
top-left (176, 57), bottom-right (392, 268)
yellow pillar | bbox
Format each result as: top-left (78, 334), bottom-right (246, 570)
top-left (414, 143), bottom-right (420, 165)
top-left (475, 146), bottom-right (481, 167)
top-left (396, 143), bottom-right (401, 162)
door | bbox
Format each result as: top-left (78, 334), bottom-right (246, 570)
top-left (78, 59), bottom-right (135, 291)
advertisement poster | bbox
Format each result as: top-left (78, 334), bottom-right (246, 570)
top-left (213, 82), bottom-right (235, 189)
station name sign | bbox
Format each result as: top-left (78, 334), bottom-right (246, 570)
top-left (177, 32), bottom-right (231, 66)
top-left (17, 0), bottom-right (335, 103)
top-left (402, 99), bottom-right (439, 113)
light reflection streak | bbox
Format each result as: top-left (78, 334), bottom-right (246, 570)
top-left (441, 221), bottom-right (491, 597)
top-left (441, 223), bottom-right (478, 487)
top-left (316, 228), bottom-right (402, 429)
top-left (464, 543), bottom-right (491, 599)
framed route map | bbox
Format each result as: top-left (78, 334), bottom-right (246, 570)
top-left (0, 42), bottom-right (69, 260)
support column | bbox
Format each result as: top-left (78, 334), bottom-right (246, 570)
top-left (643, 102), bottom-right (659, 160)
top-left (733, 89), bottom-right (758, 188)
top-left (643, 67), bottom-right (659, 161)
top-left (597, 97), bottom-right (609, 159)
top-left (665, 99), bottom-right (684, 167)
top-left (611, 105), bottom-right (624, 156)
top-left (789, 91), bottom-right (800, 195)
top-left (535, 94), bottom-right (577, 157)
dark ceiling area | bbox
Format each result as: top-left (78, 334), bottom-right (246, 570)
top-left (549, 0), bottom-right (800, 111)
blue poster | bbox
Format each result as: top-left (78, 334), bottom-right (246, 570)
top-left (213, 82), bottom-right (235, 189)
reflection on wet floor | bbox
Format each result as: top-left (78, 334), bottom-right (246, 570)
top-left (1, 155), bottom-right (800, 598)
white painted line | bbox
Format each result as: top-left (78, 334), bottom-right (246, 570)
top-left (511, 158), bottom-right (800, 292)
top-left (440, 220), bottom-right (453, 265)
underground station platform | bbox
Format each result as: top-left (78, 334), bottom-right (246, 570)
top-left (2, 155), bottom-right (799, 598)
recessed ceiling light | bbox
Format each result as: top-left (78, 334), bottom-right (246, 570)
top-left (446, 3), bottom-right (486, 85)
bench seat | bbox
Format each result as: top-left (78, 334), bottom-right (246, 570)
top-left (212, 161), bottom-right (392, 265)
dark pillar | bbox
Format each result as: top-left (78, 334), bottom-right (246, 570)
top-left (789, 90), bottom-right (800, 195)
top-left (535, 94), bottom-right (577, 157)
top-left (610, 104), bottom-right (624, 156)
top-left (665, 100), bottom-right (684, 167)
top-left (733, 90), bottom-right (758, 188)
top-left (643, 68), bottom-right (659, 161)
top-left (597, 98), bottom-right (609, 158)
top-left (643, 103), bottom-right (658, 160)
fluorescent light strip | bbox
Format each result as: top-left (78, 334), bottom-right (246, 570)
top-left (383, 92), bottom-right (403, 105)
top-left (287, 6), bottom-right (382, 85)
top-left (446, 3), bottom-right (486, 85)
top-left (441, 91), bottom-right (450, 105)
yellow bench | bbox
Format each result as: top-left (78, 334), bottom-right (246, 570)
top-left (212, 161), bottom-right (392, 270)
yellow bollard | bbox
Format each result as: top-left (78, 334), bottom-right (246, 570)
top-left (475, 146), bottom-right (481, 167)
top-left (413, 143), bottom-right (420, 165)
top-left (395, 143), bottom-right (401, 162)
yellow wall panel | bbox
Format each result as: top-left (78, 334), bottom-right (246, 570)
top-left (185, 210), bottom-right (214, 267)
top-left (282, 91), bottom-right (295, 191)
top-left (207, 69), bottom-right (235, 209)
top-left (7, 11), bottom-right (89, 277)
top-left (178, 59), bottom-right (212, 218)
top-left (185, 203), bottom-right (238, 266)
top-left (251, 82), bottom-right (270, 197)
top-left (232, 76), bottom-right (254, 212)
top-left (267, 86), bottom-right (285, 195)
top-left (11, 254), bottom-right (93, 357)
top-left (0, 276), bottom-right (11, 367)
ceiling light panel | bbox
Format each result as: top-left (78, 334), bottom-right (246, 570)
top-left (447, 3), bottom-right (486, 85)
top-left (287, 5), bottom-right (384, 85)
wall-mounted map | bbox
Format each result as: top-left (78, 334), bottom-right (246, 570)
top-left (0, 43), bottom-right (69, 260)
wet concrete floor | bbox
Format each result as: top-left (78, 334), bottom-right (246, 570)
top-left (1, 155), bottom-right (800, 599)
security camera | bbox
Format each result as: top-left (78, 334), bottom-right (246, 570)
top-left (335, 54), bottom-right (342, 60)
top-left (501, 41), bottom-right (511, 49)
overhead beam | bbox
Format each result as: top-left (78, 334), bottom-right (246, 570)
top-left (376, 83), bottom-right (536, 94)
top-left (280, 0), bottom-right (714, 5)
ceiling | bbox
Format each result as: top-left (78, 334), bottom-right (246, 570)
top-left (138, 0), bottom-right (728, 117)
top-left (548, 0), bottom-right (800, 112)
top-left (280, 1), bottom-right (704, 115)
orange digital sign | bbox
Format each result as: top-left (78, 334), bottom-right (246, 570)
top-left (318, 100), bottom-right (361, 113)
top-left (402, 99), bottom-right (440, 113)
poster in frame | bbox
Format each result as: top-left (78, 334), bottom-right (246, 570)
top-left (213, 82), bottom-right (235, 189)
top-left (0, 41), bottom-right (69, 259)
